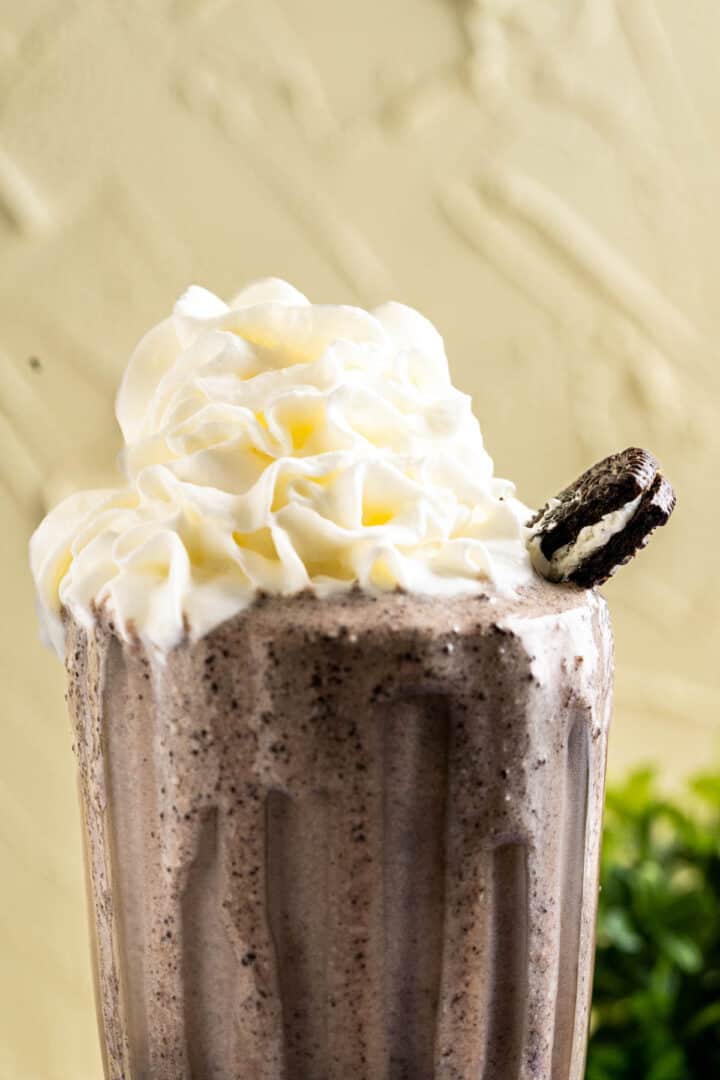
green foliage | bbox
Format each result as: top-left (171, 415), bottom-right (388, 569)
top-left (587, 768), bottom-right (720, 1079)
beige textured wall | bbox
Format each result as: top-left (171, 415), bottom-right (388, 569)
top-left (1, 1), bottom-right (718, 1076)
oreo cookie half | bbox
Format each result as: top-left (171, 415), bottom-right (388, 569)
top-left (527, 448), bottom-right (676, 589)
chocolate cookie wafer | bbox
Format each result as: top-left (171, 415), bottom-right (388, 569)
top-left (527, 448), bottom-right (676, 589)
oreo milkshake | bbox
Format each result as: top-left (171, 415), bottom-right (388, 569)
top-left (66, 584), bottom-right (611, 1080)
top-left (30, 279), bottom-right (666, 1078)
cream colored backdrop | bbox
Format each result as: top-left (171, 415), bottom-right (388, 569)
top-left (1, 1), bottom-right (718, 1076)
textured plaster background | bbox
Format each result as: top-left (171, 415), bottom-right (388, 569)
top-left (0, 1), bottom-right (718, 1075)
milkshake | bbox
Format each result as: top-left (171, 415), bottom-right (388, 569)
top-left (30, 278), bottom-right (667, 1079)
top-left (67, 585), bottom-right (611, 1080)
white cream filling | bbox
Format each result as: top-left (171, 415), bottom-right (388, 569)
top-left (529, 494), bottom-right (642, 581)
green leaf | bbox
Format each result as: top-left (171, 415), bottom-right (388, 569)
top-left (690, 773), bottom-right (720, 807)
top-left (597, 907), bottom-right (643, 953)
top-left (647, 1045), bottom-right (687, 1080)
top-left (660, 934), bottom-right (703, 973)
top-left (585, 1042), bottom-right (627, 1080)
top-left (685, 1000), bottom-right (720, 1037)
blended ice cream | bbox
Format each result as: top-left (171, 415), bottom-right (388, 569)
top-left (31, 279), bottom-right (614, 1080)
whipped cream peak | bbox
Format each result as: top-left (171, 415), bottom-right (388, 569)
top-left (31, 278), bottom-right (535, 654)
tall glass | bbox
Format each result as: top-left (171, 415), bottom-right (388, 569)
top-left (67, 584), bottom-right (612, 1080)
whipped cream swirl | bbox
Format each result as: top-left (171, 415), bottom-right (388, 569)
top-left (31, 278), bottom-right (534, 653)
